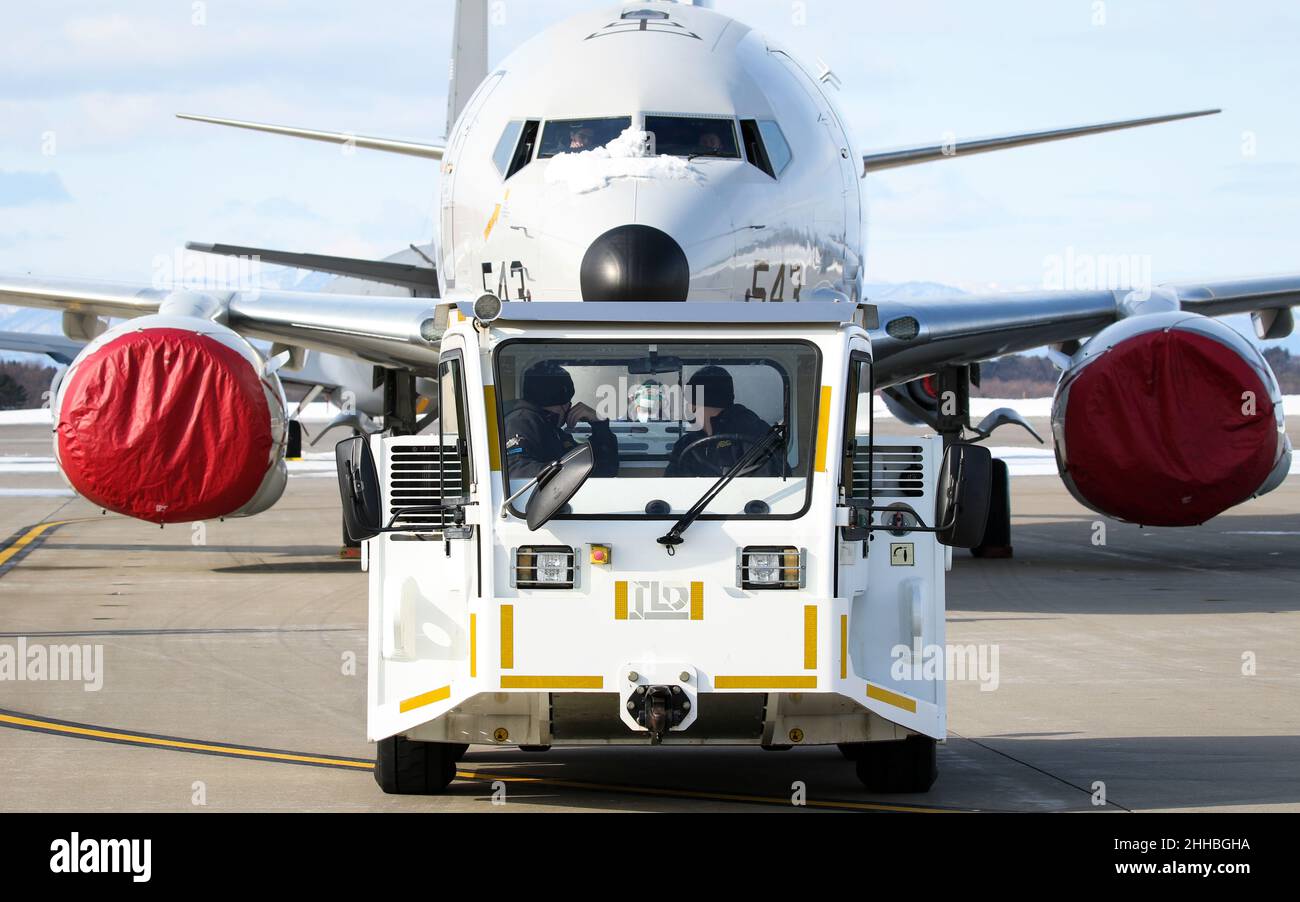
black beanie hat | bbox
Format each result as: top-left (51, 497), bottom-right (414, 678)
top-left (522, 361), bottom-right (575, 406)
top-left (688, 365), bottom-right (734, 409)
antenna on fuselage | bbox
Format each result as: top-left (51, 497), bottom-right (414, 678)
top-left (446, 0), bottom-right (489, 140)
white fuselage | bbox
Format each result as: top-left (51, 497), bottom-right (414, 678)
top-left (436, 2), bottom-right (863, 304)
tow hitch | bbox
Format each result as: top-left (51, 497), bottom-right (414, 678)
top-left (619, 664), bottom-right (699, 741)
top-left (629, 685), bottom-right (690, 743)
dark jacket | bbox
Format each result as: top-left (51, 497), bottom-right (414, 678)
top-left (503, 400), bottom-right (619, 479)
top-left (665, 403), bottom-right (778, 477)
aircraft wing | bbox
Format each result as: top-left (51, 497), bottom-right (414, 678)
top-left (5, 272), bottom-right (1298, 386)
top-left (0, 330), bottom-right (83, 364)
top-left (0, 276), bottom-right (444, 374)
top-left (869, 274), bottom-right (1300, 387)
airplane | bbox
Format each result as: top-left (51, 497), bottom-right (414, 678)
top-left (0, 0), bottom-right (1293, 545)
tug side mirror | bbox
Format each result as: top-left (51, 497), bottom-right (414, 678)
top-left (934, 443), bottom-right (992, 548)
top-left (525, 443), bottom-right (594, 531)
top-left (335, 435), bottom-right (383, 542)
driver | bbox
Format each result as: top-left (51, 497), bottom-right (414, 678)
top-left (665, 366), bottom-right (776, 477)
top-left (504, 361), bottom-right (619, 479)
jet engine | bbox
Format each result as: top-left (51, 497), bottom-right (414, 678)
top-left (52, 310), bottom-right (289, 524)
top-left (879, 373), bottom-right (941, 426)
top-left (1051, 311), bottom-right (1290, 526)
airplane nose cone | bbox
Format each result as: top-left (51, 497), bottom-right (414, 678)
top-left (580, 225), bottom-right (689, 301)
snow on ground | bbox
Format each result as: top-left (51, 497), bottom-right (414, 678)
top-left (3, 397), bottom-right (1297, 479)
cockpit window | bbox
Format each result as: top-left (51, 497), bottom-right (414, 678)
top-left (739, 119), bottom-right (792, 178)
top-left (757, 120), bottom-right (792, 175)
top-left (644, 116), bottom-right (740, 159)
top-left (493, 119), bottom-right (540, 179)
top-left (492, 121), bottom-right (523, 176)
top-left (538, 117), bottom-right (633, 157)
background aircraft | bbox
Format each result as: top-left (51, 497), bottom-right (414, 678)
top-left (0, 0), bottom-right (1294, 538)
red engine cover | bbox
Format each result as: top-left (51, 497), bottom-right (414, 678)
top-left (57, 328), bottom-right (273, 524)
top-left (1061, 328), bottom-right (1276, 526)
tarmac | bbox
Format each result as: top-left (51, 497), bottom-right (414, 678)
top-left (1, 418), bottom-right (1297, 812)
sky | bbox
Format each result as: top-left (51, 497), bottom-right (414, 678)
top-left (2, 1), bottom-right (1298, 323)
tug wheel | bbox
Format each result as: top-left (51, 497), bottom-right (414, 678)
top-left (852, 736), bottom-right (938, 793)
top-left (374, 735), bottom-right (458, 794)
top-left (837, 742), bottom-right (866, 761)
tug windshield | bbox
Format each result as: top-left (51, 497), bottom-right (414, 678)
top-left (494, 340), bottom-right (821, 518)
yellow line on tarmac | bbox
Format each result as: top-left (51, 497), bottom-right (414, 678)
top-left (0, 711), bottom-right (965, 812)
top-left (0, 711), bottom-right (373, 770)
top-left (0, 519), bottom-right (79, 569)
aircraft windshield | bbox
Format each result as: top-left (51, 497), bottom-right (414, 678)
top-left (644, 116), bottom-right (740, 158)
top-left (538, 117), bottom-right (633, 156)
top-left (495, 340), bottom-right (821, 518)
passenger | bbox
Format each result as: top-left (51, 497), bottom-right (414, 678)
top-left (665, 366), bottom-right (776, 476)
top-left (504, 361), bottom-right (619, 479)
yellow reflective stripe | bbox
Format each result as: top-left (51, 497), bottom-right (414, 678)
top-left (484, 385), bottom-right (501, 471)
top-left (614, 581), bottom-right (629, 620)
top-left (840, 614), bottom-right (848, 680)
top-left (470, 613), bottom-right (477, 678)
top-left (500, 675), bottom-right (603, 689)
top-left (690, 581), bottom-right (704, 620)
top-left (814, 385), bottom-right (832, 472)
top-left (867, 683), bottom-right (918, 713)
top-left (714, 676), bottom-right (818, 690)
top-left (803, 605), bottom-right (817, 669)
top-left (500, 605), bottom-right (514, 669)
top-left (399, 685), bottom-right (451, 713)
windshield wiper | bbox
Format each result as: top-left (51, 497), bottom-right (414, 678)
top-left (656, 423), bottom-right (786, 554)
top-left (686, 150), bottom-right (729, 161)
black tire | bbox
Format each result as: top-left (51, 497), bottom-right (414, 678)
top-left (374, 735), bottom-right (457, 795)
top-left (450, 743), bottom-right (470, 761)
top-left (837, 742), bottom-right (867, 761)
top-left (971, 457), bottom-right (1012, 558)
top-left (853, 736), bottom-right (938, 793)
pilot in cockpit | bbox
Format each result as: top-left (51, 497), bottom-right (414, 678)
top-left (568, 126), bottom-right (595, 151)
top-left (696, 130), bottom-right (723, 155)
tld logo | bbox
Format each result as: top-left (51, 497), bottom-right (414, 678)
top-left (628, 580), bottom-right (692, 620)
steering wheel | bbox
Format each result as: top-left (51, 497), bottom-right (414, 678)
top-left (676, 432), bottom-right (768, 477)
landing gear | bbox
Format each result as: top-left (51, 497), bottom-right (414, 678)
top-left (374, 735), bottom-right (461, 795)
top-left (340, 514), bottom-right (362, 559)
top-left (971, 457), bottom-right (1012, 558)
top-left (846, 736), bottom-right (938, 793)
top-left (286, 419), bottom-right (303, 460)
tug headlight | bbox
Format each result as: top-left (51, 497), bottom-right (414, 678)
top-left (513, 545), bottom-right (576, 589)
top-left (473, 292), bottom-right (503, 324)
top-left (737, 546), bottom-right (805, 589)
